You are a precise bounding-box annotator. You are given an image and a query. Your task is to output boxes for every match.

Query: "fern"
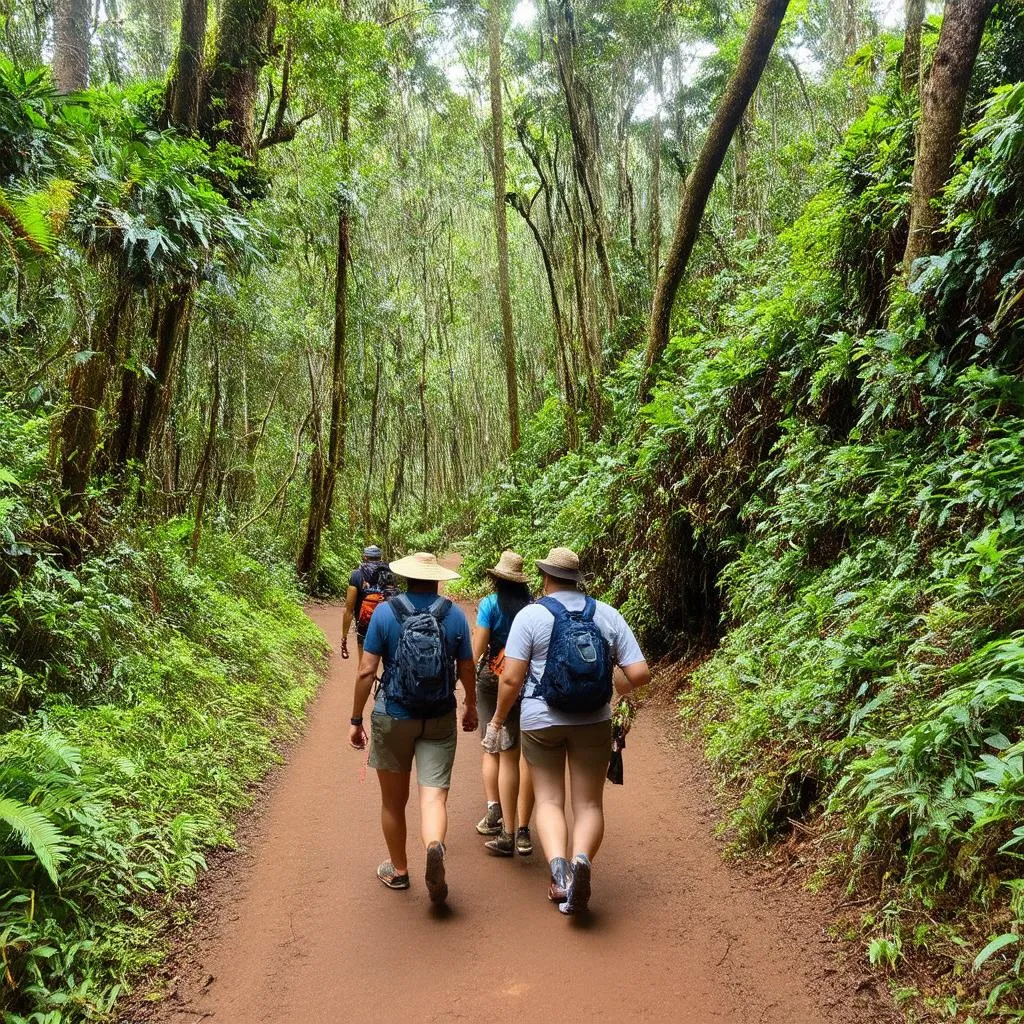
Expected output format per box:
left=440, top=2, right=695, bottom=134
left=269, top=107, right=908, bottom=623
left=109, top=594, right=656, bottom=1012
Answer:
left=0, top=797, right=69, bottom=884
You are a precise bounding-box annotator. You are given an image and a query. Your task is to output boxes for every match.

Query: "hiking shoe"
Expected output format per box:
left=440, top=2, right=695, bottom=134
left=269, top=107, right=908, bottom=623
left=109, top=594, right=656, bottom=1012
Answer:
left=475, top=804, right=503, bottom=836
left=425, top=841, right=448, bottom=904
left=560, top=854, right=592, bottom=915
left=515, top=827, right=533, bottom=856
left=484, top=830, right=514, bottom=857
left=548, top=857, right=572, bottom=904
left=377, top=861, right=410, bottom=890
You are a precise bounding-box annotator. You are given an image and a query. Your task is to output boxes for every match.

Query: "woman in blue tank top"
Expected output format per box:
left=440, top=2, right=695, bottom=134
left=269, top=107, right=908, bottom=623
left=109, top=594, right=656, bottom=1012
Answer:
left=471, top=551, right=534, bottom=856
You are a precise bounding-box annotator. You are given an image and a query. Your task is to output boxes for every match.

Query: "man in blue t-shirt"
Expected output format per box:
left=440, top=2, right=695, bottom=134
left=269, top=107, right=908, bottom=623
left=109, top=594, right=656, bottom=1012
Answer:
left=350, top=552, right=477, bottom=905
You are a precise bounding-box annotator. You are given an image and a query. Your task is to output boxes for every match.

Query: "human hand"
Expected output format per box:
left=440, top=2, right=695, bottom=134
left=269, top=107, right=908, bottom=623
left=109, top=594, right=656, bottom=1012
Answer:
left=341, top=638, right=350, bottom=660
left=349, top=723, right=367, bottom=749
left=462, top=704, right=479, bottom=733
left=481, top=722, right=501, bottom=754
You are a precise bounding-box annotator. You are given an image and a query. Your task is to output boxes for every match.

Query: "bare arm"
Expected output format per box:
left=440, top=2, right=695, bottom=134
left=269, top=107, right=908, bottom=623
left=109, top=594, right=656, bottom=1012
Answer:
left=616, top=660, right=650, bottom=695
left=341, top=585, right=358, bottom=643
left=491, top=657, right=529, bottom=727
left=471, top=625, right=491, bottom=665
left=458, top=657, right=478, bottom=732
left=348, top=650, right=380, bottom=748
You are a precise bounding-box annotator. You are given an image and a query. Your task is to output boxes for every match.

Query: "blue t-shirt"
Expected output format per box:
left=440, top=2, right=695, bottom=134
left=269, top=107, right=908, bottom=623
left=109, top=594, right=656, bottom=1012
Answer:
left=476, top=593, right=527, bottom=652
left=365, top=593, right=473, bottom=719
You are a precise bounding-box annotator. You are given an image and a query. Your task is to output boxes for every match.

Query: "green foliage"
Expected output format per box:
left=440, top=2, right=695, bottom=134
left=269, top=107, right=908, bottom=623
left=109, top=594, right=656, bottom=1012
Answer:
left=460, top=54, right=1024, bottom=1017
left=0, top=518, right=327, bottom=1021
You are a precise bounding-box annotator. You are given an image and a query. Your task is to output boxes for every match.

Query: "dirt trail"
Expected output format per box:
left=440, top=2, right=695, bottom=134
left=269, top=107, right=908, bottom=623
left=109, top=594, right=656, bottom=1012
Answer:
left=136, top=600, right=895, bottom=1024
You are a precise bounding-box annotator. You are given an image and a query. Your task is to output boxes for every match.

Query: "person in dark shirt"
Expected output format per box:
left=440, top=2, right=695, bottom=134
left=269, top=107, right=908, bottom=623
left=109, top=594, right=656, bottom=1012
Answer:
left=341, top=545, right=395, bottom=659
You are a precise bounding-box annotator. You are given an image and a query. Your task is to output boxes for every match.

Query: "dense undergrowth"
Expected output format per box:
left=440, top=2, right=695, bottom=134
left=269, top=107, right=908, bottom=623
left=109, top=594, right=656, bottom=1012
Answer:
left=458, top=64, right=1024, bottom=1020
left=1, top=404, right=328, bottom=1022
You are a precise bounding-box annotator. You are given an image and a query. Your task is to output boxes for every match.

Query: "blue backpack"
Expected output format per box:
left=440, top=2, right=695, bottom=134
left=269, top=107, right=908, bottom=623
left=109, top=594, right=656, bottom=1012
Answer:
left=384, top=594, right=456, bottom=716
left=536, top=596, right=613, bottom=713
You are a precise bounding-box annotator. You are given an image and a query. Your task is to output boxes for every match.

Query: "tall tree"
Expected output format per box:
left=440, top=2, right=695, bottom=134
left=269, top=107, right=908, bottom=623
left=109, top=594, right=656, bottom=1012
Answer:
left=51, top=0, right=90, bottom=92
left=168, top=0, right=209, bottom=131
left=643, top=0, right=791, bottom=394
left=202, top=0, right=275, bottom=156
left=488, top=0, right=520, bottom=452
left=902, top=0, right=994, bottom=278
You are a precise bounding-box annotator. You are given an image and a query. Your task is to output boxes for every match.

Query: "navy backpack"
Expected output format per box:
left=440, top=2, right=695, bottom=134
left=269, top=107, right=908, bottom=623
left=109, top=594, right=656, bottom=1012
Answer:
left=535, top=596, right=613, bottom=713
left=384, top=594, right=456, bottom=716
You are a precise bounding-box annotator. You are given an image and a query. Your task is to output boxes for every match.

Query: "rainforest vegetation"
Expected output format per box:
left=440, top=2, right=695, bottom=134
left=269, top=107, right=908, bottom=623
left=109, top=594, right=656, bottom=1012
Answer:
left=1, top=0, right=1023, bottom=1020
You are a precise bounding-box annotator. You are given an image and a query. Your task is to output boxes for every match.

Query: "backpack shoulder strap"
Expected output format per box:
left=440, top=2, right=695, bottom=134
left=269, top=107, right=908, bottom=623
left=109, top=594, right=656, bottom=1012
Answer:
left=538, top=595, right=569, bottom=621
left=390, top=593, right=415, bottom=623
left=429, top=597, right=452, bottom=622
left=581, top=596, right=598, bottom=622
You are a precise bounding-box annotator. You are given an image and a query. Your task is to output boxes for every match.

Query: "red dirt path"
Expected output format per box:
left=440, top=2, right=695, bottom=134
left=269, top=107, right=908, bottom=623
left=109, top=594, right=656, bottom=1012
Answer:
left=134, top=600, right=896, bottom=1024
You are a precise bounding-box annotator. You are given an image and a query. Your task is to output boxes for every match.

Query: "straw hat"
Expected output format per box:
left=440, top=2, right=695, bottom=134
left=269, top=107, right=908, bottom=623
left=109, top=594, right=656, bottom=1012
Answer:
left=535, top=546, right=582, bottom=582
left=485, top=550, right=529, bottom=584
left=389, top=551, right=461, bottom=582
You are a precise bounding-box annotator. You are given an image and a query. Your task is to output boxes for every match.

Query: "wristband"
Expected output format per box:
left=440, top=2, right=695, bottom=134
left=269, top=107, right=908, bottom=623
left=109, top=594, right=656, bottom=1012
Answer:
left=350, top=716, right=363, bottom=726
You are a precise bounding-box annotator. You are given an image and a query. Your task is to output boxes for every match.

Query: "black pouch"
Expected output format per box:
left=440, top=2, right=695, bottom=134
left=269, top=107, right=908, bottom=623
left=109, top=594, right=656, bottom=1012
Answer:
left=607, top=726, right=625, bottom=785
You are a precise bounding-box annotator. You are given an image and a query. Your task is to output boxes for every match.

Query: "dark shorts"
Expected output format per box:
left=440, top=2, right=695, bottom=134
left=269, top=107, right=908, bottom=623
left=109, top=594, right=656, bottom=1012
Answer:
left=368, top=711, right=458, bottom=788
left=476, top=669, right=520, bottom=747
left=522, top=720, right=612, bottom=774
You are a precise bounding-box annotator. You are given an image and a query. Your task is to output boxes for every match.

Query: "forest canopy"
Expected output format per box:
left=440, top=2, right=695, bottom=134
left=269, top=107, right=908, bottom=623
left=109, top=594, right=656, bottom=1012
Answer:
left=3, top=0, right=1024, bottom=1021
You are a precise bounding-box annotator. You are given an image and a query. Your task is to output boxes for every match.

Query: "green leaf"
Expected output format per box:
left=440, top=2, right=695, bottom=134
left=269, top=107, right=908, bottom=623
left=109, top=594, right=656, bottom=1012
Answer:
left=0, top=797, right=70, bottom=884
left=973, top=933, right=1019, bottom=972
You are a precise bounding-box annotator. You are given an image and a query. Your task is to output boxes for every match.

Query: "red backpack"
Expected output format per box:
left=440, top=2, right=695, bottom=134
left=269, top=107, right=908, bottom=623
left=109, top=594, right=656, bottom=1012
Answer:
left=357, top=564, right=396, bottom=632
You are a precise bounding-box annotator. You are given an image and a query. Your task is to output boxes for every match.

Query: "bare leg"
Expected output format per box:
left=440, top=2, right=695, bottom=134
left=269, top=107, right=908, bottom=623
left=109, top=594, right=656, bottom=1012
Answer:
left=497, top=746, right=521, bottom=834
left=482, top=750, right=499, bottom=805
left=376, top=770, right=411, bottom=873
left=567, top=752, right=606, bottom=861
left=419, top=785, right=449, bottom=848
left=517, top=755, right=535, bottom=827
left=529, top=755, right=568, bottom=863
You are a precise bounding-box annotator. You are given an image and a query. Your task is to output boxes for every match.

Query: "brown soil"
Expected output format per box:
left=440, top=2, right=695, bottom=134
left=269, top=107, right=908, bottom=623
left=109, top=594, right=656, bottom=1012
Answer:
left=124, top=600, right=899, bottom=1024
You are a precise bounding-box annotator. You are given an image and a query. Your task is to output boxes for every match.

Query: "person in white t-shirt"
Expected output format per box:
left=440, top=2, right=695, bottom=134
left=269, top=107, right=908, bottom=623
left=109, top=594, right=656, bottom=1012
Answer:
left=483, top=547, right=650, bottom=915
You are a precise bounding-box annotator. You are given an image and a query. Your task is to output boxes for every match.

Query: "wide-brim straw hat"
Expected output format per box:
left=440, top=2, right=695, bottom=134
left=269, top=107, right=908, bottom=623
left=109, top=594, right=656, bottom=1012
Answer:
left=485, top=549, right=529, bottom=584
left=389, top=551, right=461, bottom=582
left=535, top=546, right=582, bottom=582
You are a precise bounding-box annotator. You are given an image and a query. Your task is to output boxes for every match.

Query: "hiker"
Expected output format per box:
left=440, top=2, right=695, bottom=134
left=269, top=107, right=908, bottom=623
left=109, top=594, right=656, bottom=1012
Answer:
left=484, top=547, right=649, bottom=915
left=349, top=551, right=477, bottom=904
left=341, top=545, right=396, bottom=659
left=472, top=550, right=535, bottom=857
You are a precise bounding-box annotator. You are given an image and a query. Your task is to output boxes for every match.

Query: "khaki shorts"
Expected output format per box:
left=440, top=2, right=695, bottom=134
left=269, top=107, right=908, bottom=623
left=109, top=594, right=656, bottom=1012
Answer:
left=522, top=720, right=613, bottom=774
left=476, top=676, right=521, bottom=746
left=369, top=711, right=457, bottom=789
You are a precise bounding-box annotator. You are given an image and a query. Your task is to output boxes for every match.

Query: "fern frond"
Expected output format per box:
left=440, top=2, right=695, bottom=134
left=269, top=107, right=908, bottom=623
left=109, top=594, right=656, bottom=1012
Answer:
left=0, top=186, right=53, bottom=254
left=0, top=797, right=69, bottom=884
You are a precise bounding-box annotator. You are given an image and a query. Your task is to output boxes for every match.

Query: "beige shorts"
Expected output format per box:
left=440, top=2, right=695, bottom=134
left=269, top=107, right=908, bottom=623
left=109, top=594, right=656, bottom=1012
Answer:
left=521, top=720, right=612, bottom=774
left=369, top=711, right=458, bottom=789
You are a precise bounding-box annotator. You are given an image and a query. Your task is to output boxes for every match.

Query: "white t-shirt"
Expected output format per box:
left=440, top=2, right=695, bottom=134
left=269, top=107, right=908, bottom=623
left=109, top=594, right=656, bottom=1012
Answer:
left=504, top=590, right=646, bottom=731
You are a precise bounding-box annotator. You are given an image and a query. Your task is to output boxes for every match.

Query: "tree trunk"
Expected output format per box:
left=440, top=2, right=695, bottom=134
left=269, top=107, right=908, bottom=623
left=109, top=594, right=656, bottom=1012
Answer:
left=649, top=51, right=664, bottom=288
left=546, top=0, right=618, bottom=333
left=190, top=336, right=221, bottom=563
left=52, top=0, right=90, bottom=92
left=902, top=0, right=926, bottom=95
left=902, top=0, right=993, bottom=279
left=59, top=282, right=132, bottom=511
left=168, top=0, right=208, bottom=131
left=132, top=286, right=191, bottom=466
left=323, top=86, right=351, bottom=522
left=201, top=0, right=274, bottom=156
left=297, top=352, right=326, bottom=580
left=488, top=0, right=521, bottom=452
left=643, top=0, right=790, bottom=394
